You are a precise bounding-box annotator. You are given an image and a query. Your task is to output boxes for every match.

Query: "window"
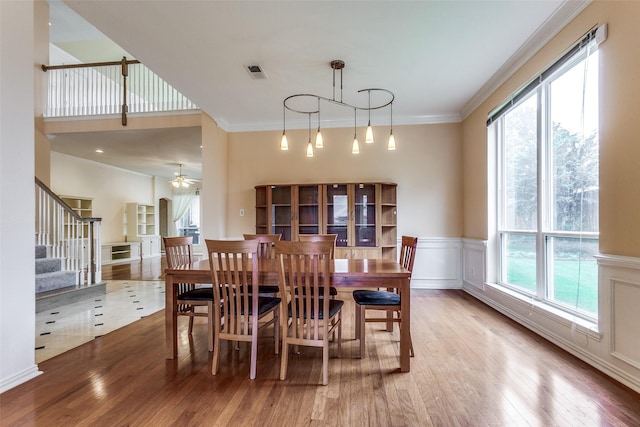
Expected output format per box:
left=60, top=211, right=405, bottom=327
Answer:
left=490, top=30, right=599, bottom=320
left=176, top=194, right=200, bottom=244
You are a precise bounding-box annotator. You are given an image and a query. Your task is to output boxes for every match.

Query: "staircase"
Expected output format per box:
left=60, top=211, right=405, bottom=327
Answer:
left=35, top=247, right=106, bottom=313
left=35, top=245, right=76, bottom=293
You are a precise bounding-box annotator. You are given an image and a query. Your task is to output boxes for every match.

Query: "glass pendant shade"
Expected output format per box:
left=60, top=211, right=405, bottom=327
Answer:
left=387, top=131, right=396, bottom=150
left=315, top=129, right=324, bottom=148
left=280, top=132, right=288, bottom=150
left=352, top=136, right=360, bottom=154
left=365, top=122, right=374, bottom=144
left=306, top=140, right=314, bottom=157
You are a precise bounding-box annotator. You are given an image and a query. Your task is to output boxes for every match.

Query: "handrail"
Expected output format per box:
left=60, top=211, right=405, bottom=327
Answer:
left=35, top=177, right=102, bottom=223
left=42, top=57, right=197, bottom=125
left=35, top=178, right=102, bottom=285
left=41, top=58, right=140, bottom=72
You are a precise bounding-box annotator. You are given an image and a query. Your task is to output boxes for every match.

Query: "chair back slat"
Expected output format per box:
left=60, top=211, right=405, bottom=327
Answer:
left=275, top=240, right=333, bottom=341
left=298, top=234, right=337, bottom=259
left=164, top=236, right=195, bottom=312
left=243, top=233, right=282, bottom=259
left=163, top=236, right=193, bottom=268
left=399, top=235, right=418, bottom=275
left=206, top=239, right=259, bottom=337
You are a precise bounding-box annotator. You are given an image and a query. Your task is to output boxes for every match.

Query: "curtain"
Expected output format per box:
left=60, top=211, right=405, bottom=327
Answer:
left=172, top=185, right=197, bottom=225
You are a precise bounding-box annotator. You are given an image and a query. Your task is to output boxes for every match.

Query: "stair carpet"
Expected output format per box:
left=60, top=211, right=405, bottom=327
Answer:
left=35, top=245, right=107, bottom=313
left=35, top=245, right=77, bottom=293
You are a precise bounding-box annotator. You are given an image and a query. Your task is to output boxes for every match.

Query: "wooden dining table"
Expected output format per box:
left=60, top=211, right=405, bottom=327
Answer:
left=164, top=257, right=413, bottom=372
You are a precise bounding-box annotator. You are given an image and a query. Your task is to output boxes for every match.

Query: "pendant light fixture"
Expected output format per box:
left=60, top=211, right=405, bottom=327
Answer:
left=365, top=90, right=374, bottom=144
left=281, top=60, right=395, bottom=156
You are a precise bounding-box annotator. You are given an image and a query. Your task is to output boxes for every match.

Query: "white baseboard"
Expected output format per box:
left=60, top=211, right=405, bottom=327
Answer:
left=0, top=365, right=41, bottom=394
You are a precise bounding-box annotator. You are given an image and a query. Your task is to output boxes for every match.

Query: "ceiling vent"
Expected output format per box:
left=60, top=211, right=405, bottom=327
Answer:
left=245, top=64, right=267, bottom=80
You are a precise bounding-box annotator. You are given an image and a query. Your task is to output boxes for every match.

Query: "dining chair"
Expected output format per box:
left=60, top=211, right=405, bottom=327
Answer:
left=297, top=234, right=338, bottom=299
left=242, top=233, right=282, bottom=295
left=164, top=236, right=215, bottom=352
left=352, top=235, right=418, bottom=359
left=275, top=240, right=343, bottom=386
left=206, top=239, right=281, bottom=380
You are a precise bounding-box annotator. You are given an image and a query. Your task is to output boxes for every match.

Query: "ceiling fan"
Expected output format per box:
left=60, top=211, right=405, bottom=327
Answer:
left=169, top=164, right=197, bottom=188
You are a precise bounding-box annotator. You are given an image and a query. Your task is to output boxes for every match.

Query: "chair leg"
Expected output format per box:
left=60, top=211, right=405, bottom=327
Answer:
left=280, top=336, right=289, bottom=381
left=274, top=308, right=280, bottom=355
left=188, top=315, right=195, bottom=335
left=355, top=304, right=361, bottom=340
left=409, top=331, right=415, bottom=358
left=250, top=327, right=258, bottom=380
left=207, top=302, right=214, bottom=352
left=337, top=310, right=342, bottom=358
left=359, top=304, right=366, bottom=359
left=322, top=339, right=329, bottom=386
left=211, top=315, right=221, bottom=375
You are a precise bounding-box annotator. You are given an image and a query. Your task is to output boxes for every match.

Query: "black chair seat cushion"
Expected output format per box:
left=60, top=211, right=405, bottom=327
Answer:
left=237, top=284, right=281, bottom=295
left=353, top=289, right=400, bottom=306
left=287, top=299, right=344, bottom=320
left=178, top=287, right=214, bottom=301
left=252, top=296, right=281, bottom=316
left=295, top=286, right=338, bottom=297
left=226, top=296, right=281, bottom=316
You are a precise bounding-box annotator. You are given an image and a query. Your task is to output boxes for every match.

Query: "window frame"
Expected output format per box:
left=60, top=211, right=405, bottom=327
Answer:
left=493, top=38, right=599, bottom=322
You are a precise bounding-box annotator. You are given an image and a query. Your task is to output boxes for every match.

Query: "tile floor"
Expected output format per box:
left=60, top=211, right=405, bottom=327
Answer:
left=35, top=280, right=165, bottom=363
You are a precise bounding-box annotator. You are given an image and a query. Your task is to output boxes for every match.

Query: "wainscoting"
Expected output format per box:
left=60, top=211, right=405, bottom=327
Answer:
left=410, top=237, right=462, bottom=289
left=460, top=238, right=640, bottom=394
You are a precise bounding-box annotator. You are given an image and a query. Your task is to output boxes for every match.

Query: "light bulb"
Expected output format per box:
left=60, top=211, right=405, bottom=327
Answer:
left=388, top=132, right=396, bottom=150
left=280, top=132, right=288, bottom=150
left=306, top=140, right=314, bottom=157
left=365, top=122, right=374, bottom=144
left=315, top=129, right=323, bottom=148
left=352, top=137, right=360, bottom=154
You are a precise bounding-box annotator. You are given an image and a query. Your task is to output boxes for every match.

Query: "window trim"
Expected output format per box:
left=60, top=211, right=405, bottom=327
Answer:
left=491, top=30, right=600, bottom=322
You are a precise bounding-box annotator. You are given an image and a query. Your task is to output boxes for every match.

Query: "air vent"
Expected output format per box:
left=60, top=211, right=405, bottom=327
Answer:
left=245, top=64, right=267, bottom=80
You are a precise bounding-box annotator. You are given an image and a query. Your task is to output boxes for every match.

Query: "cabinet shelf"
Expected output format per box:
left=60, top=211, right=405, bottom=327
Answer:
left=256, top=183, right=396, bottom=259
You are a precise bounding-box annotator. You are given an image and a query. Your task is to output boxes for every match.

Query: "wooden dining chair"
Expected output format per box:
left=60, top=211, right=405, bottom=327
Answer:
left=352, top=235, right=418, bottom=358
left=206, top=239, right=281, bottom=380
left=275, top=240, right=343, bottom=386
left=243, top=233, right=282, bottom=295
left=164, top=236, right=216, bottom=352
left=297, top=234, right=338, bottom=299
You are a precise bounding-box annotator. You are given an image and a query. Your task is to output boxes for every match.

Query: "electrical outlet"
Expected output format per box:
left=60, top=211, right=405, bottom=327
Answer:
left=239, top=209, right=245, bottom=217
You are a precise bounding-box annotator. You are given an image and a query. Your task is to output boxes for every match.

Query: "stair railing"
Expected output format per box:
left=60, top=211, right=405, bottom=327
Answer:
left=35, top=178, right=102, bottom=285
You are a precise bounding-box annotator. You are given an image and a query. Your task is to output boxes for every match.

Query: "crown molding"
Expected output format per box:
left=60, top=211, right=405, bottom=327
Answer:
left=460, top=0, right=592, bottom=120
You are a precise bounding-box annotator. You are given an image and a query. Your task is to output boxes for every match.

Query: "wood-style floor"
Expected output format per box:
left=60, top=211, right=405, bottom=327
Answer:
left=2, top=258, right=640, bottom=426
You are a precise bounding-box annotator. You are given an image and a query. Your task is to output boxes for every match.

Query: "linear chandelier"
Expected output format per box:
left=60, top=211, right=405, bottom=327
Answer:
left=280, top=60, right=396, bottom=157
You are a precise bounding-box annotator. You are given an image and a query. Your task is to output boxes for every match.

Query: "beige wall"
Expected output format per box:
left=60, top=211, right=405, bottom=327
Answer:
left=222, top=123, right=462, bottom=239
left=200, top=113, right=228, bottom=241
left=462, top=0, right=640, bottom=258
left=50, top=151, right=172, bottom=243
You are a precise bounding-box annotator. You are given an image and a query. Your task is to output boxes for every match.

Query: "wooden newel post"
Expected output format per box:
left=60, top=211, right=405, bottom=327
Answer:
left=121, top=56, right=128, bottom=126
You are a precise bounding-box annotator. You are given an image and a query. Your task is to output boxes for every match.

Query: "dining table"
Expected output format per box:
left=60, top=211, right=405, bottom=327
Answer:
left=164, top=257, right=413, bottom=372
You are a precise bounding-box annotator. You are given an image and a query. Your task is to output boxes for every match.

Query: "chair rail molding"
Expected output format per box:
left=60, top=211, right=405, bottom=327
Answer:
left=410, top=237, right=462, bottom=289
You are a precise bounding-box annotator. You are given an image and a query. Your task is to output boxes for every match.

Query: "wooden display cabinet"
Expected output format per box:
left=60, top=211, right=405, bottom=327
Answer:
left=256, top=182, right=397, bottom=259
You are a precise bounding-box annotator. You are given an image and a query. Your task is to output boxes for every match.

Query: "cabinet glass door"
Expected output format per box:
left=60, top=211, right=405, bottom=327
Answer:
left=326, top=184, right=348, bottom=247
left=270, top=185, right=292, bottom=240
left=297, top=185, right=320, bottom=235
left=354, top=184, right=376, bottom=247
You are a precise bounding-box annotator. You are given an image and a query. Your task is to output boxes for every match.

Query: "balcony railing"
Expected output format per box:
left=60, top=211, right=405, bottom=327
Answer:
left=42, top=57, right=198, bottom=124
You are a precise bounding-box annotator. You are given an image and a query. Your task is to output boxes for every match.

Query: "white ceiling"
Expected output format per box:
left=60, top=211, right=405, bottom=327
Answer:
left=47, top=0, right=589, bottom=180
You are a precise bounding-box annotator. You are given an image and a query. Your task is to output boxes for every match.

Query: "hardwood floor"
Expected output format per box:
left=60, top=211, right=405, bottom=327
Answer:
left=3, top=259, right=640, bottom=426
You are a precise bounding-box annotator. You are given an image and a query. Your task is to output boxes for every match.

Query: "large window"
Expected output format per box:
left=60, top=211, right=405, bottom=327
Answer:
left=491, top=32, right=599, bottom=320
